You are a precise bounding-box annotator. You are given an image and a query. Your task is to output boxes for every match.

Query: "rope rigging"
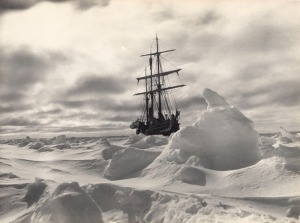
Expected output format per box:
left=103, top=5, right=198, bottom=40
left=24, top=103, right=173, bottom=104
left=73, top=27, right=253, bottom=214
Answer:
left=131, top=35, right=185, bottom=136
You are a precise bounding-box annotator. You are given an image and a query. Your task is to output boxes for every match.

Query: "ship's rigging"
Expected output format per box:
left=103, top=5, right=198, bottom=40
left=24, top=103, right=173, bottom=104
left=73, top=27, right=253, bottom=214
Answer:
left=130, top=35, right=185, bottom=136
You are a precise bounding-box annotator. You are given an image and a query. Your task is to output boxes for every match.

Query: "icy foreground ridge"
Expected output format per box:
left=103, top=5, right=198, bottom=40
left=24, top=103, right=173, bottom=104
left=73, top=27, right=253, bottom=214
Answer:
left=168, top=88, right=261, bottom=170
left=32, top=182, right=104, bottom=223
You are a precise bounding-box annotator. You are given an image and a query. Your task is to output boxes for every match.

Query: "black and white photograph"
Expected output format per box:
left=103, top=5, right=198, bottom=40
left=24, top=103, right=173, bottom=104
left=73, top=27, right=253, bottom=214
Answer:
left=0, top=0, right=300, bottom=222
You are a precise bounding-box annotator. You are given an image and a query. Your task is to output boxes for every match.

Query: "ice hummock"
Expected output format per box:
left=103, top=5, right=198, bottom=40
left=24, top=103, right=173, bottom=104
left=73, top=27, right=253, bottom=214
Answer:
left=32, top=182, right=104, bottom=223
left=53, top=135, right=67, bottom=144
left=279, top=127, right=300, bottom=142
left=167, top=88, right=261, bottom=170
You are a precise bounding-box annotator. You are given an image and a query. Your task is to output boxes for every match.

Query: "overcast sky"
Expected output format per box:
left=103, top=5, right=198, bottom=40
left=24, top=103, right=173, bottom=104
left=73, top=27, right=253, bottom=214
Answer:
left=0, top=0, right=299, bottom=138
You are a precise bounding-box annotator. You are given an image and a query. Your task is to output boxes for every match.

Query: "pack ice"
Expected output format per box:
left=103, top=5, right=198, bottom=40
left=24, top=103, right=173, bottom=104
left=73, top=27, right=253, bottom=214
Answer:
left=2, top=89, right=300, bottom=223
left=167, top=88, right=261, bottom=170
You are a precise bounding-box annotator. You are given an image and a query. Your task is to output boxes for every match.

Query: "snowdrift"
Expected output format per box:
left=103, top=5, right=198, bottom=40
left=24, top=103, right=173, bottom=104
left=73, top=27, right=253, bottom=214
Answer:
left=103, top=134, right=167, bottom=180
left=104, top=148, right=161, bottom=180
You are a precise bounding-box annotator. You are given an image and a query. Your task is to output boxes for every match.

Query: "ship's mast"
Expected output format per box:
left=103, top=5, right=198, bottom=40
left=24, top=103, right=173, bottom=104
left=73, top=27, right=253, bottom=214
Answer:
left=149, top=50, right=154, bottom=121
left=145, top=67, right=149, bottom=125
left=156, top=34, right=162, bottom=120
left=136, top=35, right=185, bottom=120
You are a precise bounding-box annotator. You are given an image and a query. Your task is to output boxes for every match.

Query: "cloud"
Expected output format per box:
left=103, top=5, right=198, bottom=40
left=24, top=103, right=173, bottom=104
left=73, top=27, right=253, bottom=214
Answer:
left=0, top=0, right=36, bottom=10
left=56, top=100, right=86, bottom=108
left=0, top=104, right=32, bottom=113
left=231, top=15, right=296, bottom=54
left=76, top=0, right=109, bottom=10
left=56, top=97, right=140, bottom=113
left=1, top=1, right=300, bottom=137
left=258, top=80, right=300, bottom=107
left=0, top=49, right=49, bottom=89
left=0, top=92, right=24, bottom=102
left=0, top=0, right=110, bottom=11
left=0, top=48, right=68, bottom=92
left=37, top=108, right=63, bottom=115
left=199, top=10, right=220, bottom=25
left=106, top=115, right=136, bottom=122
left=65, top=75, right=127, bottom=96
left=178, top=95, right=207, bottom=110
left=45, top=123, right=129, bottom=133
left=228, top=77, right=300, bottom=111
left=0, top=48, right=69, bottom=117
left=0, top=117, right=40, bottom=126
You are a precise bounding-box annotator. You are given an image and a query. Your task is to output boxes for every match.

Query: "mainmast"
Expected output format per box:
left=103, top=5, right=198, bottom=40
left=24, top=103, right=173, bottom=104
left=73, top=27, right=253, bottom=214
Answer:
left=145, top=67, right=149, bottom=125
left=156, top=34, right=162, bottom=120
left=149, top=51, right=154, bottom=121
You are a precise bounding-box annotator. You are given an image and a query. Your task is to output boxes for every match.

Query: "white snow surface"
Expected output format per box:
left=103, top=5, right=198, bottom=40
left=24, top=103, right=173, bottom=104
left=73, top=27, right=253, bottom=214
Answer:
left=1, top=89, right=300, bottom=223
left=104, top=147, right=161, bottom=180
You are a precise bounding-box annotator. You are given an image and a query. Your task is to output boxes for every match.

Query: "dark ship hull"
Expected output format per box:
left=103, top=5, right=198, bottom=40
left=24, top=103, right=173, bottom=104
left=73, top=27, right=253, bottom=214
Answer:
left=130, top=112, right=180, bottom=136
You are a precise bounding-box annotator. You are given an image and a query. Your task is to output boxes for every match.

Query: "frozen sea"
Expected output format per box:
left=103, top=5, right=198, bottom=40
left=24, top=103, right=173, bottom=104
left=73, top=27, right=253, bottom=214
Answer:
left=1, top=89, right=299, bottom=223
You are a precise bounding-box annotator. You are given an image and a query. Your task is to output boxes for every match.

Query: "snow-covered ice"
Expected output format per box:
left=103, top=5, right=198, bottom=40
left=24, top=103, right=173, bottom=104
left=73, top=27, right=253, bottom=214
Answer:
left=1, top=89, right=300, bottom=223
left=167, top=88, right=261, bottom=170
left=104, top=148, right=161, bottom=180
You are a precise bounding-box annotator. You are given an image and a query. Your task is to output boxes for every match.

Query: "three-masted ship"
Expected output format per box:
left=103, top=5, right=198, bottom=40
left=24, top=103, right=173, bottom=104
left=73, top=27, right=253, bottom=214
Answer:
left=130, top=35, right=185, bottom=136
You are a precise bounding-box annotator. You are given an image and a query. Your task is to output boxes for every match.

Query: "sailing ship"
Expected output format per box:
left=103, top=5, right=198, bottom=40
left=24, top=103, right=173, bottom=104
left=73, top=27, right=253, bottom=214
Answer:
left=130, top=35, right=185, bottom=136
